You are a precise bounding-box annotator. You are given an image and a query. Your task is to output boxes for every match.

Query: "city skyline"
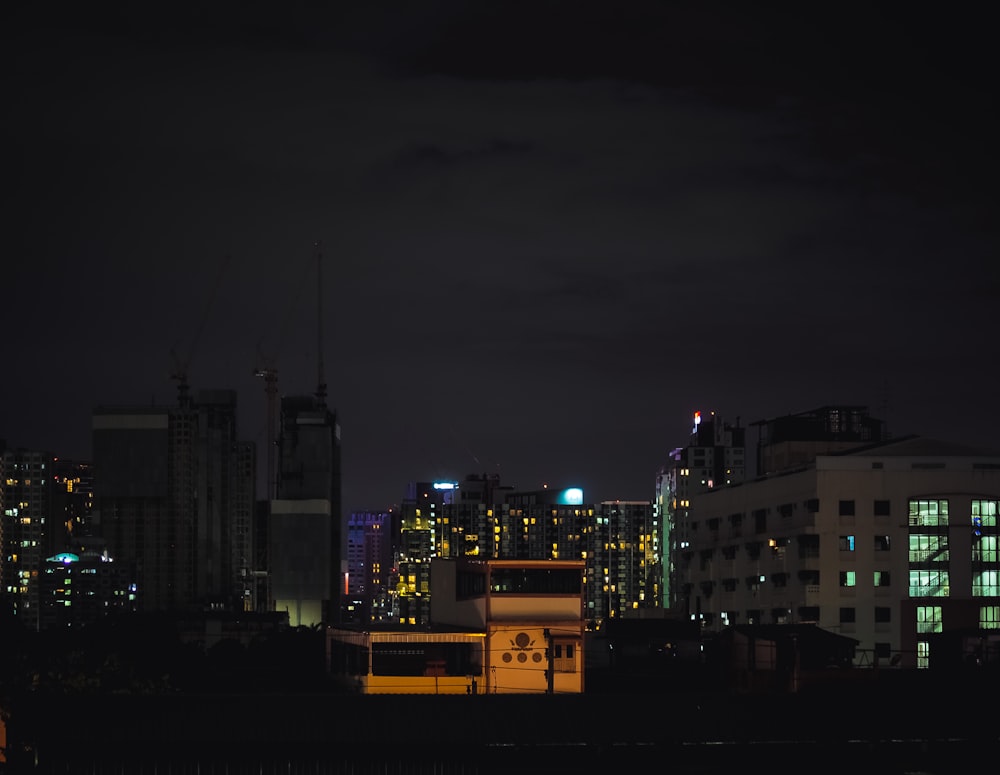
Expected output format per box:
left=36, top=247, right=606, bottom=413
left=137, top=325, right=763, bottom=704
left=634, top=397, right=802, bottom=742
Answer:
left=4, top=2, right=997, bottom=517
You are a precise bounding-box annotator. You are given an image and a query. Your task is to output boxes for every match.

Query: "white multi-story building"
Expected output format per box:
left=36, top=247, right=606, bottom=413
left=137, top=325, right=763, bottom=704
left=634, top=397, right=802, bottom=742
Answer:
left=679, top=435, right=1000, bottom=668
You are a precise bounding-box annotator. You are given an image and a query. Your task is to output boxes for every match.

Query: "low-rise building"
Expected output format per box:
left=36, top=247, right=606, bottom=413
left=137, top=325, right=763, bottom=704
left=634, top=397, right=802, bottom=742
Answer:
left=327, top=558, right=586, bottom=694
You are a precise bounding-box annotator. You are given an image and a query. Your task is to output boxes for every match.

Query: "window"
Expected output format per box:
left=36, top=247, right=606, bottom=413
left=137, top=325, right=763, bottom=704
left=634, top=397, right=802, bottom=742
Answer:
left=909, top=499, right=949, bottom=527
left=972, top=536, right=997, bottom=563
left=798, top=534, right=820, bottom=558
left=874, top=500, right=891, bottom=517
left=875, top=535, right=890, bottom=551
left=839, top=607, right=856, bottom=623
left=771, top=572, right=789, bottom=587
left=874, top=570, right=891, bottom=587
left=909, top=534, right=949, bottom=563
left=980, top=605, right=1000, bottom=630
left=839, top=500, right=856, bottom=516
left=839, top=535, right=855, bottom=552
left=916, top=605, right=942, bottom=634
left=917, top=641, right=930, bottom=669
left=973, top=570, right=1000, bottom=597
left=753, top=509, right=767, bottom=533
left=839, top=571, right=856, bottom=587
left=553, top=641, right=576, bottom=673
left=875, top=607, right=891, bottom=623
left=909, top=570, right=949, bottom=597
left=972, top=499, right=998, bottom=528
left=805, top=498, right=819, bottom=513
left=746, top=609, right=761, bottom=625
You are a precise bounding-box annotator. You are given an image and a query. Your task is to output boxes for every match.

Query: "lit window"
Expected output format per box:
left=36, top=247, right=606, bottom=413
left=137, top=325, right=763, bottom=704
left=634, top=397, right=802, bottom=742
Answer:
left=909, top=570, right=949, bottom=597
left=839, top=571, right=856, bottom=587
left=972, top=570, right=1000, bottom=597
left=909, top=499, right=949, bottom=527
left=916, top=605, right=943, bottom=634
left=839, top=535, right=855, bottom=552
left=980, top=605, right=1000, bottom=630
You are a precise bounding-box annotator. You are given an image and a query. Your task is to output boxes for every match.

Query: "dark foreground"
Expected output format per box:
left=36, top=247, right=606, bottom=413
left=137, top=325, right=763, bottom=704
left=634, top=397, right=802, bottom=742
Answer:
left=5, top=672, right=999, bottom=775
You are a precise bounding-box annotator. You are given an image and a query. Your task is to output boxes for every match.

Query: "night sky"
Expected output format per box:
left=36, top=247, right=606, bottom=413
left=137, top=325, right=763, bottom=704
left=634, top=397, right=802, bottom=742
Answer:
left=4, top=2, right=998, bottom=515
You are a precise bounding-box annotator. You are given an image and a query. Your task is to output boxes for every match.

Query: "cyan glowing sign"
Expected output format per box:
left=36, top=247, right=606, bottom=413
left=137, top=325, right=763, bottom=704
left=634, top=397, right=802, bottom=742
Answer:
left=558, top=488, right=584, bottom=505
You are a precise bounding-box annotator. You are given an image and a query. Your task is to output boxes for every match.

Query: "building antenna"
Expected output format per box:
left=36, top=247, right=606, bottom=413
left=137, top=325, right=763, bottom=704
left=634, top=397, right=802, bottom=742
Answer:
left=314, top=241, right=327, bottom=404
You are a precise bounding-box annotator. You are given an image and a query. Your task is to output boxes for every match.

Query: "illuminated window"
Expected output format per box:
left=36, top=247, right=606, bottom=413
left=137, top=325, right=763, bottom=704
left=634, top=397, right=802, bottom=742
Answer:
left=972, top=570, right=1000, bottom=597
left=874, top=570, right=891, bottom=587
left=839, top=571, right=856, bottom=587
left=909, top=570, right=949, bottom=597
left=916, top=605, right=942, bottom=634
left=980, top=605, right=1000, bottom=629
left=909, top=499, right=949, bottom=527
left=972, top=499, right=998, bottom=528
left=973, top=536, right=997, bottom=563
left=909, top=534, right=948, bottom=563
left=839, top=535, right=855, bottom=552
left=917, top=641, right=930, bottom=669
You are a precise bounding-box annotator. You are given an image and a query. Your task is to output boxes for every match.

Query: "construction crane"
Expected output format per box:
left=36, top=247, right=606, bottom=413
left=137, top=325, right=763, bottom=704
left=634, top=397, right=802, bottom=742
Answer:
left=255, top=241, right=329, bottom=499
left=170, top=253, right=232, bottom=404
left=314, top=240, right=327, bottom=404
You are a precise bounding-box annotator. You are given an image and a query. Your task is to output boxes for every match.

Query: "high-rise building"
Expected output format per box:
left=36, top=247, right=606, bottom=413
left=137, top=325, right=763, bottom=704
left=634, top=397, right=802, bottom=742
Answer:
left=92, top=390, right=255, bottom=614
left=676, top=406, right=1000, bottom=668
left=394, top=481, right=457, bottom=626
left=390, top=477, right=658, bottom=628
left=1, top=447, right=56, bottom=629
left=268, top=394, right=342, bottom=627
left=663, top=411, right=747, bottom=611
left=345, top=509, right=393, bottom=623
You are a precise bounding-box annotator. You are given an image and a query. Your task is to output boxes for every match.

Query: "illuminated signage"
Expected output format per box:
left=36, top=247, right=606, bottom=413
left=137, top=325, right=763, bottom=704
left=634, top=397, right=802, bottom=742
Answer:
left=432, top=482, right=457, bottom=490
left=558, top=488, right=584, bottom=505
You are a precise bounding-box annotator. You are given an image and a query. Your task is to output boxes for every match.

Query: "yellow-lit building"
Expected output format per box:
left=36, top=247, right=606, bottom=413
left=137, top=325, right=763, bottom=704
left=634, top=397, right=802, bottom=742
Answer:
left=327, top=558, right=586, bottom=694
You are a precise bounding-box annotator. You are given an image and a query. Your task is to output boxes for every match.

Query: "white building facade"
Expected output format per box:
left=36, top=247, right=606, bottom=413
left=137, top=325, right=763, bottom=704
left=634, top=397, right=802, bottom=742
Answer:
left=678, top=437, right=1000, bottom=668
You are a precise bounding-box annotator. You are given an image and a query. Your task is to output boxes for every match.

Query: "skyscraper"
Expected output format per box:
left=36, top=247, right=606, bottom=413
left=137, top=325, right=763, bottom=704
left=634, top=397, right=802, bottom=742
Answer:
left=92, top=390, right=255, bottom=613
left=663, top=411, right=747, bottom=612
left=0, top=447, right=56, bottom=629
left=268, top=394, right=342, bottom=626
